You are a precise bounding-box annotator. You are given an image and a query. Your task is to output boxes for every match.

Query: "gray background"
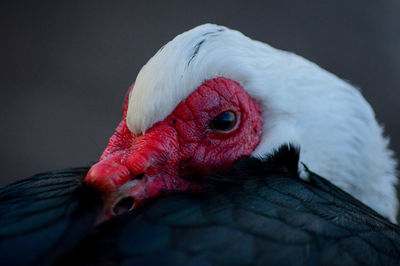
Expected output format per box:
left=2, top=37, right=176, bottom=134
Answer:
left=1, top=1, right=399, bottom=186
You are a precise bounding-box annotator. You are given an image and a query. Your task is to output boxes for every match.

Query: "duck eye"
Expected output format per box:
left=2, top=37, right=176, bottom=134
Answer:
left=210, top=111, right=237, bottom=131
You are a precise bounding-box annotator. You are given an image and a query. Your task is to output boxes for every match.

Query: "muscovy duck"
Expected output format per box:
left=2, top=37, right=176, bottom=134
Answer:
left=1, top=24, right=399, bottom=265
left=84, top=24, right=397, bottom=223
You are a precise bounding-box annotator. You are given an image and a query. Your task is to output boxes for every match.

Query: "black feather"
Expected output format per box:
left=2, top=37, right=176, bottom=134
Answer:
left=187, top=39, right=205, bottom=67
left=187, top=28, right=225, bottom=67
left=58, top=145, right=400, bottom=265
left=0, top=168, right=101, bottom=266
left=207, top=143, right=300, bottom=191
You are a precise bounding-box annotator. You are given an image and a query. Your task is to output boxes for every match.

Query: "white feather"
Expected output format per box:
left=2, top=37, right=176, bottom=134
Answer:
left=127, top=24, right=398, bottom=223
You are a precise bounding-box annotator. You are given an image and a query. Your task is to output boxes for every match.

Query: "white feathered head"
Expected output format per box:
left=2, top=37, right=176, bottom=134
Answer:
left=88, top=24, right=398, bottom=222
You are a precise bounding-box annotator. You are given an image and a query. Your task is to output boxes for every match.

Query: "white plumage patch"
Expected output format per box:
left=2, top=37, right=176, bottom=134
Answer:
left=127, top=24, right=398, bottom=222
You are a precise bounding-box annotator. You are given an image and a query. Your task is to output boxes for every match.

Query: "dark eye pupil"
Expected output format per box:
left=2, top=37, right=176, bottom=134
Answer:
left=210, top=111, right=236, bottom=131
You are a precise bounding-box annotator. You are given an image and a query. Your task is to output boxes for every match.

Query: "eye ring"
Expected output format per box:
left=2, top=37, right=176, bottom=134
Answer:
left=210, top=111, right=237, bottom=132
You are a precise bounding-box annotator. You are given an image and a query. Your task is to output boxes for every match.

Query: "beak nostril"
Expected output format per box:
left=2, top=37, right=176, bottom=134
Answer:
left=112, top=197, right=135, bottom=216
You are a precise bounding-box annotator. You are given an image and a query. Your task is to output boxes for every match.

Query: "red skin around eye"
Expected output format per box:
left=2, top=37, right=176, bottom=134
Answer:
left=86, top=77, right=263, bottom=216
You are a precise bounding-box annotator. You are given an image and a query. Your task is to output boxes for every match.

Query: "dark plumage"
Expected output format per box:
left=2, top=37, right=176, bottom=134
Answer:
left=0, top=168, right=101, bottom=265
left=1, top=145, right=400, bottom=265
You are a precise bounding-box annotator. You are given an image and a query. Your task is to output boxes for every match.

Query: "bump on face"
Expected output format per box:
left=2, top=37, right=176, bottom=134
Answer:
left=86, top=77, right=263, bottom=216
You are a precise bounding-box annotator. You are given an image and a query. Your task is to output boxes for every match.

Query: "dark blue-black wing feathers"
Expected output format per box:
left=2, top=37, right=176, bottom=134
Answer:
left=59, top=146, right=400, bottom=265
left=1, top=145, right=400, bottom=265
left=0, top=168, right=101, bottom=266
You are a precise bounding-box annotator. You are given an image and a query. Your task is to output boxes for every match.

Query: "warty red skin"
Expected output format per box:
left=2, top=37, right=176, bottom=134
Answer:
left=86, top=77, right=263, bottom=216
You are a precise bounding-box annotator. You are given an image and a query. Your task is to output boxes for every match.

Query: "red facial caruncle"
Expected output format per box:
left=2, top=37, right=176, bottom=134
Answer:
left=86, top=77, right=263, bottom=217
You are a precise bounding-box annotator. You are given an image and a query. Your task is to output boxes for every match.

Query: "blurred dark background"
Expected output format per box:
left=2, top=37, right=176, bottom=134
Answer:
left=0, top=1, right=399, bottom=186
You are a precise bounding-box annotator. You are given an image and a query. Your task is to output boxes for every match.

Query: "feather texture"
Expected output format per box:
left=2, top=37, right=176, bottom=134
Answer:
left=0, top=168, right=101, bottom=265
left=126, top=24, right=398, bottom=222
left=59, top=146, right=400, bottom=265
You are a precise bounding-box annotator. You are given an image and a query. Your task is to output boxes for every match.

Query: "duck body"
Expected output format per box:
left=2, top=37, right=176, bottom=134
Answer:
left=1, top=146, right=399, bottom=265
